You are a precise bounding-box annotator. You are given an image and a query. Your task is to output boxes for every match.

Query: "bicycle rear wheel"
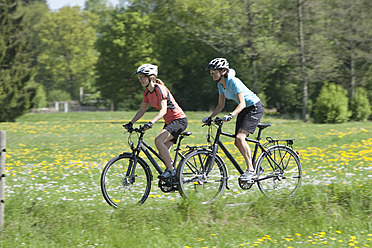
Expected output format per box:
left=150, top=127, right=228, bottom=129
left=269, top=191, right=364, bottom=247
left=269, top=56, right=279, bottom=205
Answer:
left=255, top=145, right=302, bottom=198
left=177, top=149, right=227, bottom=203
left=101, top=153, right=152, bottom=207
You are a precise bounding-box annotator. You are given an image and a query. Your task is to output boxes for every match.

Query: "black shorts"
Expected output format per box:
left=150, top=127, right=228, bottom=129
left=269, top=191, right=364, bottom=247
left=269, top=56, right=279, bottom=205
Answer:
left=235, top=101, right=264, bottom=135
left=163, top=117, right=188, bottom=143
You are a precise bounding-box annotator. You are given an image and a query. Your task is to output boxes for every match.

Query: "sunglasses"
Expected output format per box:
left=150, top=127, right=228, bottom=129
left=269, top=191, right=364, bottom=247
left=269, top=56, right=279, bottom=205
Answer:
left=210, top=70, right=221, bottom=75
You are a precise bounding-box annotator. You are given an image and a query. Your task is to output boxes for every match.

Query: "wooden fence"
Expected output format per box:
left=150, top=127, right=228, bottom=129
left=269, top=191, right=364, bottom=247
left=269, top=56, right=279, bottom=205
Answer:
left=0, top=131, right=5, bottom=234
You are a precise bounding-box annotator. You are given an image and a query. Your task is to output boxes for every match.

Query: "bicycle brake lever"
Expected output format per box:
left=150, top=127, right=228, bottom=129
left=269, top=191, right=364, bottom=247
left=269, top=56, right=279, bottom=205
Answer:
left=202, top=121, right=213, bottom=127
left=123, top=129, right=133, bottom=134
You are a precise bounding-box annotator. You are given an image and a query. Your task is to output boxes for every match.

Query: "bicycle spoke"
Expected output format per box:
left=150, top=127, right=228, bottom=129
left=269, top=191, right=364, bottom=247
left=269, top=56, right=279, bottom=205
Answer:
left=256, top=145, right=302, bottom=198
left=101, top=154, right=151, bottom=207
left=178, top=150, right=227, bottom=203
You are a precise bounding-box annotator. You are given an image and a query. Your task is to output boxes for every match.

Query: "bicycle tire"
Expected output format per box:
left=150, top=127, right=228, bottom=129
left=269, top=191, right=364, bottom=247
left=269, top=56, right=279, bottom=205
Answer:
left=255, top=145, right=302, bottom=198
left=177, top=149, right=227, bottom=203
left=101, top=153, right=152, bottom=207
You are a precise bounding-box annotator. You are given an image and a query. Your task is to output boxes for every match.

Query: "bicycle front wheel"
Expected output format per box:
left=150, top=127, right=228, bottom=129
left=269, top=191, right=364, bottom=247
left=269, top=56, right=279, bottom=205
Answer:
left=101, top=153, right=152, bottom=207
left=177, top=149, right=227, bottom=204
left=256, top=145, right=302, bottom=198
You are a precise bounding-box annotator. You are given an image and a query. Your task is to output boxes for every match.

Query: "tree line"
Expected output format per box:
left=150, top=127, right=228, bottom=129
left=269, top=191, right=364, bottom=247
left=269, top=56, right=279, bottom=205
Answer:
left=1, top=0, right=371, bottom=122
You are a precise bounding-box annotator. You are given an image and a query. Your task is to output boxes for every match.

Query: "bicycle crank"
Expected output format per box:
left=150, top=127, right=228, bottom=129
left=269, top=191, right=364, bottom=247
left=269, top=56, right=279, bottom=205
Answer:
left=238, top=179, right=254, bottom=190
left=158, top=178, right=178, bottom=193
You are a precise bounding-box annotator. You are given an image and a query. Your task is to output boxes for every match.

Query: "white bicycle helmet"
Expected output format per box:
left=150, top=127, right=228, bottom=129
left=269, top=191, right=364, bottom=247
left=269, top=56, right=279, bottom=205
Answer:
left=206, top=58, right=229, bottom=70
left=134, top=64, right=158, bottom=76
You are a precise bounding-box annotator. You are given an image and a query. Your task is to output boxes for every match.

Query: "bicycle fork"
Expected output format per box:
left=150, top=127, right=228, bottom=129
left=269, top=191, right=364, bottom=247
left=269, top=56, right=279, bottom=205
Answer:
left=124, top=148, right=142, bottom=185
left=205, top=144, right=230, bottom=190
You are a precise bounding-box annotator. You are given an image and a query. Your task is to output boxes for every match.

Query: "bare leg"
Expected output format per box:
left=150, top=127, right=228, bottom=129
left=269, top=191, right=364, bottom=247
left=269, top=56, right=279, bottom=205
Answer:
left=234, top=128, right=254, bottom=171
left=155, top=129, right=175, bottom=170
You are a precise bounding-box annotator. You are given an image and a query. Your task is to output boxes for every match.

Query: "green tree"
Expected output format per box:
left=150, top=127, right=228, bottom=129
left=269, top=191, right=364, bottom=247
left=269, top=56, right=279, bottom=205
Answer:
left=19, top=0, right=49, bottom=62
left=20, top=0, right=46, bottom=4
left=313, top=83, right=351, bottom=123
left=95, top=10, right=156, bottom=110
left=128, top=0, right=219, bottom=110
left=35, top=6, right=99, bottom=101
left=18, top=1, right=50, bottom=108
left=0, top=0, right=36, bottom=122
left=162, top=0, right=304, bottom=113
left=350, top=87, right=371, bottom=121
left=324, top=0, right=372, bottom=102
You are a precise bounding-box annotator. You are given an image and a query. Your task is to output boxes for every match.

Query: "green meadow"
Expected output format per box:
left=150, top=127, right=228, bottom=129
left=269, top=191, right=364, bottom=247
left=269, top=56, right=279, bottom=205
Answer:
left=0, top=111, right=371, bottom=247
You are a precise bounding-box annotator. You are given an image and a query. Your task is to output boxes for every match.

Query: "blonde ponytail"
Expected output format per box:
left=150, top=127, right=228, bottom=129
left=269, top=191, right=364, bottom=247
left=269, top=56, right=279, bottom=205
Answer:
left=155, top=78, right=165, bottom=85
left=149, top=75, right=165, bottom=85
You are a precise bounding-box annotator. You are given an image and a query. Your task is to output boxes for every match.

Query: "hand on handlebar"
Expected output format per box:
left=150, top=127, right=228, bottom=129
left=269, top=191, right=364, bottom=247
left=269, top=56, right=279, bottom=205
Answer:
left=222, top=113, right=234, bottom=122
left=143, top=122, right=153, bottom=130
left=123, top=122, right=133, bottom=131
left=202, top=117, right=212, bottom=124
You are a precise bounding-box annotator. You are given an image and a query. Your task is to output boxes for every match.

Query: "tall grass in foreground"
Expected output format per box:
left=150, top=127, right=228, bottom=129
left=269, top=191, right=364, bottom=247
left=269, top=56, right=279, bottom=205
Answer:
left=0, top=111, right=371, bottom=247
left=2, top=184, right=371, bottom=247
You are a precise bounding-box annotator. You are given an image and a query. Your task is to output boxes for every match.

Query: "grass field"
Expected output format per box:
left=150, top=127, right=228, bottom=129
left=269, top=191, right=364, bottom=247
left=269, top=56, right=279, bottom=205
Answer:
left=0, top=111, right=371, bottom=247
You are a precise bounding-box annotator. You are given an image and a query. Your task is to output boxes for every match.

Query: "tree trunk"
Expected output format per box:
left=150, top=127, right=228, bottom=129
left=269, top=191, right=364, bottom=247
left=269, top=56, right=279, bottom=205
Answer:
left=246, top=0, right=259, bottom=92
left=297, top=0, right=309, bottom=122
left=350, top=42, right=356, bottom=102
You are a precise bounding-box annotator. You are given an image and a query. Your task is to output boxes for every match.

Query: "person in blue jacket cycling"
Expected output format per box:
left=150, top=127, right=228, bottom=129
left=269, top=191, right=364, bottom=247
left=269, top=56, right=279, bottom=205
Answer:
left=202, top=58, right=264, bottom=182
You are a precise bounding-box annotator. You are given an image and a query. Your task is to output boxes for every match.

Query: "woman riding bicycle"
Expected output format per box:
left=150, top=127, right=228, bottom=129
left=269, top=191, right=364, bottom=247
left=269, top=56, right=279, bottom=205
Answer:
left=202, top=58, right=264, bottom=182
left=124, top=64, right=188, bottom=179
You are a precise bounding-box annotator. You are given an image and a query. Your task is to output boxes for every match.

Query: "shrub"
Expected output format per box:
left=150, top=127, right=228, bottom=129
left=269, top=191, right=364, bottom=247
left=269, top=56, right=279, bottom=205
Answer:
left=29, top=81, right=47, bottom=108
left=47, top=89, right=71, bottom=102
left=350, top=87, right=371, bottom=121
left=313, top=83, right=351, bottom=123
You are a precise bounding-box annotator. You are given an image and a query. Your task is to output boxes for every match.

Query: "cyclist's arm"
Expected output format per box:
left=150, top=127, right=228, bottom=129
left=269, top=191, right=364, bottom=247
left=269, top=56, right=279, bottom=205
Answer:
left=150, top=99, right=167, bottom=124
left=210, top=94, right=226, bottom=118
left=230, top=92, right=246, bottom=116
left=130, top=102, right=149, bottom=124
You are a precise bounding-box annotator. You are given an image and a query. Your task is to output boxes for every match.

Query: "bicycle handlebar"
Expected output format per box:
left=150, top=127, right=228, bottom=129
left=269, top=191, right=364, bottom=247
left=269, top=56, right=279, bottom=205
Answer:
left=122, top=125, right=146, bottom=134
left=202, top=117, right=224, bottom=127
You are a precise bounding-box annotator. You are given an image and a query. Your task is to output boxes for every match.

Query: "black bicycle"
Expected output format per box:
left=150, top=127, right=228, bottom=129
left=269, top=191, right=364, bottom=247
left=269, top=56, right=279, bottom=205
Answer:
left=177, top=117, right=302, bottom=203
left=100, top=125, right=192, bottom=207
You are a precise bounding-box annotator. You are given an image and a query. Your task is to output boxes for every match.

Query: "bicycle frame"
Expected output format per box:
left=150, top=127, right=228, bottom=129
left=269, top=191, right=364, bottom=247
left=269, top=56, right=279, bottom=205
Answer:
left=126, top=127, right=186, bottom=179
left=206, top=119, right=289, bottom=176
left=176, top=118, right=301, bottom=202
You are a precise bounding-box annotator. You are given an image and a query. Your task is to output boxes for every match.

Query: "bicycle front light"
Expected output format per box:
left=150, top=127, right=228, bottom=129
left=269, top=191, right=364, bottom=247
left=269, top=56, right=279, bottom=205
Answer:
left=129, top=142, right=134, bottom=150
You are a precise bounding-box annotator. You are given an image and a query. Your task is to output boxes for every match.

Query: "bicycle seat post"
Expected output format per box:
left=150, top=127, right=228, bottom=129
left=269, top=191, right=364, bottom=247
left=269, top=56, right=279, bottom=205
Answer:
left=173, top=131, right=192, bottom=169
left=256, top=123, right=271, bottom=141
left=256, top=127, right=263, bottom=141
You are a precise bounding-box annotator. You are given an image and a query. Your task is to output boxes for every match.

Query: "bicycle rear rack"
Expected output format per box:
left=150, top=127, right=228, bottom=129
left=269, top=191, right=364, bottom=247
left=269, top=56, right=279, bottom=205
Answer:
left=265, top=137, right=295, bottom=147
